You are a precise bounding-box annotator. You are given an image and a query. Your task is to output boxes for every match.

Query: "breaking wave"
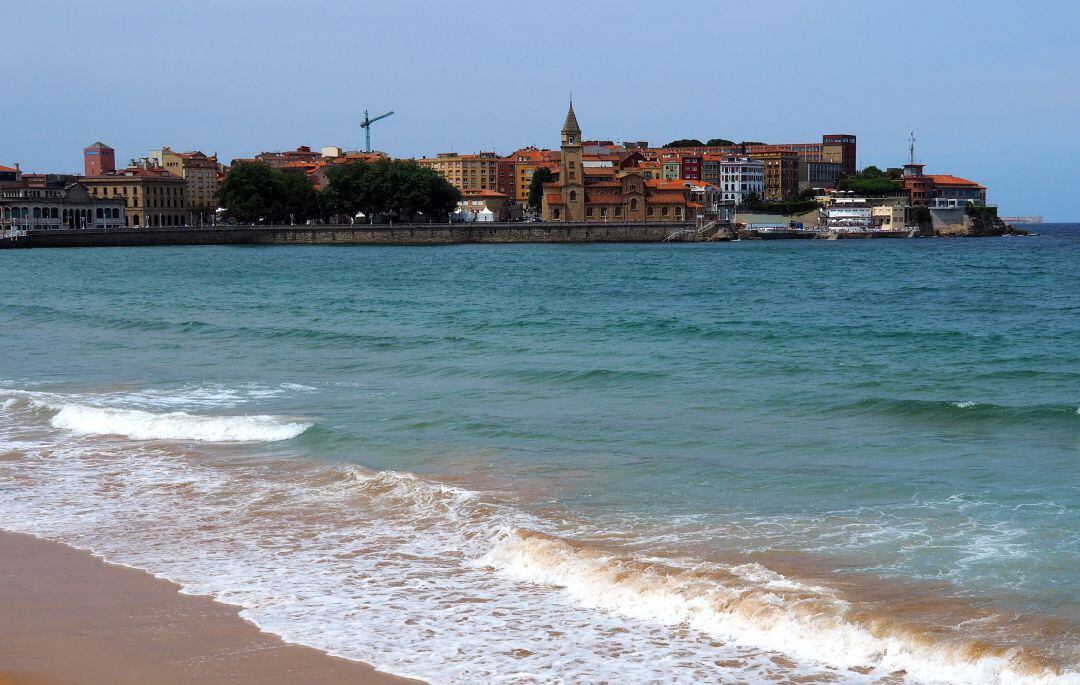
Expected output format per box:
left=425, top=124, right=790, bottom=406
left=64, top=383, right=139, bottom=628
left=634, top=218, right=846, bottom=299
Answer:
left=48, top=403, right=311, bottom=442
left=480, top=528, right=1077, bottom=685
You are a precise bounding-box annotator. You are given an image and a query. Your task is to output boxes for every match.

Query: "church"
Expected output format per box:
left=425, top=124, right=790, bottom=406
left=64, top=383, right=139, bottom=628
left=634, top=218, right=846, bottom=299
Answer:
left=541, top=103, right=696, bottom=223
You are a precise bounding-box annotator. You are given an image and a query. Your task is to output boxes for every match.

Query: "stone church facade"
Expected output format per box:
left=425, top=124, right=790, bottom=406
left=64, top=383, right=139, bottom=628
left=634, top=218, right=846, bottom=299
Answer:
left=541, top=103, right=694, bottom=223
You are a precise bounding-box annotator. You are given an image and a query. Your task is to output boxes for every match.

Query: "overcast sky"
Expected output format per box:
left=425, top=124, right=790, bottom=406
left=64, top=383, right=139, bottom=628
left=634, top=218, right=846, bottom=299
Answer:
left=5, top=0, right=1078, bottom=219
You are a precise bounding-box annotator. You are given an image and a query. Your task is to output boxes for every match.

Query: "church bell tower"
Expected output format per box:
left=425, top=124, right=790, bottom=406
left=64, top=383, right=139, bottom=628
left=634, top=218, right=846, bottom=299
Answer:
left=560, top=101, right=584, bottom=221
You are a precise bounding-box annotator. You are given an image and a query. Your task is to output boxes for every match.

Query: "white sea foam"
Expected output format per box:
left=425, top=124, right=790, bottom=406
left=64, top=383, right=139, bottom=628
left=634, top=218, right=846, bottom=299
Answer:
left=1, top=399, right=1076, bottom=684
left=954, top=401, right=978, bottom=408
left=48, top=403, right=311, bottom=442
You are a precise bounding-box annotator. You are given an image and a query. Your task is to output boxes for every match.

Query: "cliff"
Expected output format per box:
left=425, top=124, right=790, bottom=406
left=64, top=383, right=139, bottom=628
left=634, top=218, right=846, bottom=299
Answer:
left=934, top=206, right=1028, bottom=237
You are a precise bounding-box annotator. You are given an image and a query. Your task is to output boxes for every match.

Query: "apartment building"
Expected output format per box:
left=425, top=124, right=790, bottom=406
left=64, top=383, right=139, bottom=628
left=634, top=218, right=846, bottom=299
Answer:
left=81, top=166, right=188, bottom=228
left=149, top=147, right=220, bottom=224
left=417, top=152, right=500, bottom=193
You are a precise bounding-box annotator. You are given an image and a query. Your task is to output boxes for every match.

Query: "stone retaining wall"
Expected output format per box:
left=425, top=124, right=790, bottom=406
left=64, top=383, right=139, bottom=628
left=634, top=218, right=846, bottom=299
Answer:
left=1, top=222, right=692, bottom=249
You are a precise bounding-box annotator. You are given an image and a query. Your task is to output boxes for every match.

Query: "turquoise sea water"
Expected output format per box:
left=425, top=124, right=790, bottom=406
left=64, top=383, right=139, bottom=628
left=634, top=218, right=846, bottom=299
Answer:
left=1, top=227, right=1077, bottom=684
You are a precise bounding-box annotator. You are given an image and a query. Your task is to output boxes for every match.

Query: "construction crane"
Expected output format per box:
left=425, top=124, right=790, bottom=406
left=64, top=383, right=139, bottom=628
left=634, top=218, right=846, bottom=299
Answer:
left=360, top=109, right=394, bottom=153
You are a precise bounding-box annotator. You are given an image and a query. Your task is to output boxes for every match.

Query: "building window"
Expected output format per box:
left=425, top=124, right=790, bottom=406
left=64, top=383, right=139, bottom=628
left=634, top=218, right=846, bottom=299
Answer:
left=586, top=207, right=593, bottom=217
left=630, top=198, right=638, bottom=210
left=647, top=207, right=654, bottom=216
left=615, top=206, right=622, bottom=216
left=662, top=207, right=669, bottom=217
left=553, top=208, right=560, bottom=219
left=569, top=190, right=577, bottom=202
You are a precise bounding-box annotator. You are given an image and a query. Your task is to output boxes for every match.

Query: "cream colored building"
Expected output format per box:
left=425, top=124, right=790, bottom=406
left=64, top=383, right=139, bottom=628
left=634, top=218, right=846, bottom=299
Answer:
left=82, top=167, right=188, bottom=228
left=417, top=152, right=499, bottom=192
left=149, top=147, right=220, bottom=225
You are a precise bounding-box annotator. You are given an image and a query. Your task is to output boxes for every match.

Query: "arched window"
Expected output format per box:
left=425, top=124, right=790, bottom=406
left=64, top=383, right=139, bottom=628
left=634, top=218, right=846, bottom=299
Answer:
left=569, top=190, right=577, bottom=202
left=630, top=198, right=638, bottom=211
left=51, top=207, right=58, bottom=218
left=96, top=208, right=104, bottom=219
left=553, top=208, right=561, bottom=220
left=662, top=207, right=669, bottom=217
left=33, top=207, right=41, bottom=218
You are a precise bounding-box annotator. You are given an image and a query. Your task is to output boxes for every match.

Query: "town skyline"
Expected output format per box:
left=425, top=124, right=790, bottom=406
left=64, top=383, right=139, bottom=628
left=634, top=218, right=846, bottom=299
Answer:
left=4, top=0, right=1079, bottom=220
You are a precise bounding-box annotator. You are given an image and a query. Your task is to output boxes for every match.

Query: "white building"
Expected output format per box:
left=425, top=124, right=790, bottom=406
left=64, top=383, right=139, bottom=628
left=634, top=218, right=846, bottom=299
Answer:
left=823, top=197, right=873, bottom=231
left=718, top=156, right=765, bottom=204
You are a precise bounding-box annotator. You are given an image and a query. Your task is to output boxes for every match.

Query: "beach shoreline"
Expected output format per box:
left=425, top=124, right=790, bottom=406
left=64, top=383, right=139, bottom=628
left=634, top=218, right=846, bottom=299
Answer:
left=0, top=530, right=422, bottom=685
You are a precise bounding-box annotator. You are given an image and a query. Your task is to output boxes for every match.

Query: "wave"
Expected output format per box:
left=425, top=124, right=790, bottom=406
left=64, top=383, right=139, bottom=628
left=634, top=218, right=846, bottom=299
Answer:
left=47, top=403, right=311, bottom=442
left=480, top=528, right=1077, bottom=685
left=845, top=397, right=1079, bottom=426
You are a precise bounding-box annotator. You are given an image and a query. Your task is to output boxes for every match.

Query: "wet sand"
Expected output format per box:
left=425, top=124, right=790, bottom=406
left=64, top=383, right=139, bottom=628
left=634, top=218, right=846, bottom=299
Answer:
left=0, top=530, right=422, bottom=685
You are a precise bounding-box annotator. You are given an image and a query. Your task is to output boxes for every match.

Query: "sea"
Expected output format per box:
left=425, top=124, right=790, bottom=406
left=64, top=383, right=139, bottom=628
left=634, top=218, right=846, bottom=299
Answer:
left=1, top=225, right=1077, bottom=684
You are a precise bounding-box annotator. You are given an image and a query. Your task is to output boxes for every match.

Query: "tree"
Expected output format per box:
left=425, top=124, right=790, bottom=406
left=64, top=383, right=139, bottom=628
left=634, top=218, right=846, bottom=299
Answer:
left=218, top=162, right=285, bottom=223
left=740, top=190, right=763, bottom=211
left=706, top=138, right=735, bottom=147
left=322, top=159, right=460, bottom=222
left=280, top=170, right=319, bottom=224
left=663, top=139, right=704, bottom=148
left=527, top=166, right=556, bottom=212
left=835, top=165, right=903, bottom=195
left=218, top=162, right=320, bottom=224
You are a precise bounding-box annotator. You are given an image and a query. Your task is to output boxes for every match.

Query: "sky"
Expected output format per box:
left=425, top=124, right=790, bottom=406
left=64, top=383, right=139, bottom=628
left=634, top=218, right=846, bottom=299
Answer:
left=4, top=0, right=1079, bottom=220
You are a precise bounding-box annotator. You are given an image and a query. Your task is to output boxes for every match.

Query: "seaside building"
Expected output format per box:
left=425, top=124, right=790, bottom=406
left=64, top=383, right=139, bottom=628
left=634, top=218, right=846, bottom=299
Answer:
left=417, top=152, right=501, bottom=194
left=541, top=102, right=694, bottom=223
left=718, top=156, right=765, bottom=204
left=455, top=189, right=511, bottom=221
left=1, top=180, right=125, bottom=231
left=504, top=147, right=560, bottom=205
left=149, top=147, right=220, bottom=225
left=83, top=142, right=116, bottom=176
left=744, top=134, right=856, bottom=176
left=798, top=160, right=844, bottom=192
left=748, top=150, right=799, bottom=200
left=900, top=163, right=987, bottom=208
left=81, top=166, right=188, bottom=228
left=822, top=196, right=873, bottom=231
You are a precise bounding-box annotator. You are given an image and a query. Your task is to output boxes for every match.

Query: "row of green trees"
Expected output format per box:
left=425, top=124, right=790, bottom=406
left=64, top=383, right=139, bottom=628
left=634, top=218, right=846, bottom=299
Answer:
left=217, top=160, right=461, bottom=224
left=836, top=165, right=903, bottom=195
left=663, top=138, right=738, bottom=148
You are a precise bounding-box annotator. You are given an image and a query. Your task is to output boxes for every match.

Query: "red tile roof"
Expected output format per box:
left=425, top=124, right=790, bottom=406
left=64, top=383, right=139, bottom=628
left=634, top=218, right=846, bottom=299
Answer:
left=0, top=165, right=16, bottom=173
left=585, top=193, right=623, bottom=204
left=545, top=194, right=564, bottom=205
left=926, top=174, right=984, bottom=188
left=646, top=191, right=687, bottom=204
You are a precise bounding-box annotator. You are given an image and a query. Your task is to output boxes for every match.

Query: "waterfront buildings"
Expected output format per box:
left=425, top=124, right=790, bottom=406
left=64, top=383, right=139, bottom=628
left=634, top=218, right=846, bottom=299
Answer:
left=149, top=147, right=220, bottom=225
left=718, top=157, right=765, bottom=204
left=900, top=163, right=986, bottom=208
left=748, top=150, right=798, bottom=200
left=456, top=189, right=511, bottom=221
left=744, top=135, right=856, bottom=176
left=541, top=103, right=695, bottom=223
left=799, top=161, right=845, bottom=192
left=417, top=152, right=500, bottom=193
left=1, top=180, right=125, bottom=231
left=81, top=166, right=188, bottom=228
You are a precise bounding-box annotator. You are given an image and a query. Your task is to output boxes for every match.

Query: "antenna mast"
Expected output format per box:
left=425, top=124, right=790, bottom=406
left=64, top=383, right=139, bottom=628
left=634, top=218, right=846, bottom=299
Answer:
left=909, top=131, right=916, bottom=165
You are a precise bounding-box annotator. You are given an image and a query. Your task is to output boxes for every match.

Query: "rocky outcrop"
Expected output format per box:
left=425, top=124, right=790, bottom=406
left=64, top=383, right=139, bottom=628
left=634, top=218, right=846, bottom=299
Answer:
left=934, top=207, right=1028, bottom=237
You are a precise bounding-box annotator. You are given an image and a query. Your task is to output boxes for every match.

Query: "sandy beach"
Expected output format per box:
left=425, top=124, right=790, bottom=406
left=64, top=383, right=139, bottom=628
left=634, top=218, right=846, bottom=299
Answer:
left=0, top=530, right=422, bottom=685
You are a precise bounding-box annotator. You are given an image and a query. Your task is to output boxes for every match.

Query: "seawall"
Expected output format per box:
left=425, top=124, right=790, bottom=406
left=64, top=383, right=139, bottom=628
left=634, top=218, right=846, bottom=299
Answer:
left=0, top=222, right=691, bottom=249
